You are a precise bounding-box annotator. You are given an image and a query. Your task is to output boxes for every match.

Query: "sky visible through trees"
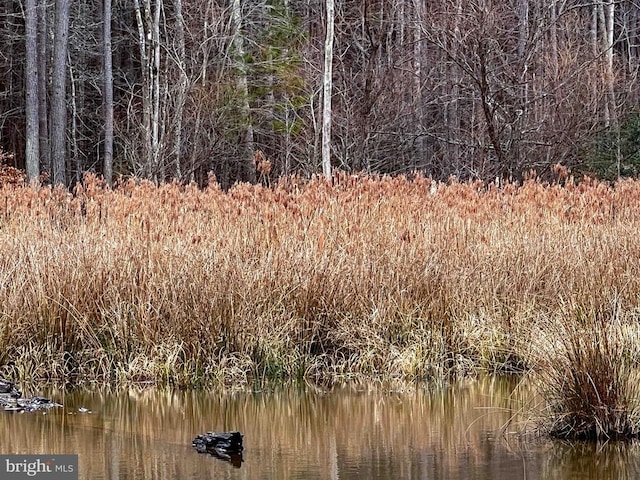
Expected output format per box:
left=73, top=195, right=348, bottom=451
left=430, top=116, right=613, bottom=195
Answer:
left=1, top=0, right=639, bottom=188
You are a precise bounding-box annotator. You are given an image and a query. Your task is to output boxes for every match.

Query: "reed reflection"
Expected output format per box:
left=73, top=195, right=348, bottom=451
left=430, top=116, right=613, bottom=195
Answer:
left=0, top=377, right=634, bottom=479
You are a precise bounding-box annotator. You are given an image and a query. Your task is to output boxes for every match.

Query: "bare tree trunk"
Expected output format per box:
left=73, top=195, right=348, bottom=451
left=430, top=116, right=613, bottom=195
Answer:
left=131, top=0, right=162, bottom=181
left=321, top=0, right=335, bottom=180
left=37, top=0, right=49, bottom=175
left=597, top=3, right=611, bottom=126
left=413, top=1, right=426, bottom=167
left=449, top=0, right=463, bottom=174
left=517, top=0, right=528, bottom=60
left=515, top=0, right=529, bottom=170
left=151, top=0, right=161, bottom=182
left=133, top=0, right=151, bottom=177
left=590, top=1, right=600, bottom=118
left=25, top=0, right=39, bottom=183
left=103, top=0, right=113, bottom=186
left=172, top=0, right=186, bottom=180
left=603, top=0, right=620, bottom=176
left=50, top=0, right=70, bottom=186
left=549, top=0, right=559, bottom=79
left=477, top=40, right=506, bottom=169
left=231, top=0, right=256, bottom=183
left=591, top=3, right=599, bottom=59
left=68, top=57, right=81, bottom=183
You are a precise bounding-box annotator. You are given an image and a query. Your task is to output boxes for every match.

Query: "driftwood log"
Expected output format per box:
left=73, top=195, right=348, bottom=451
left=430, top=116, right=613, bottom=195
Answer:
left=192, top=431, right=243, bottom=467
left=0, top=378, right=20, bottom=398
left=0, top=378, right=61, bottom=412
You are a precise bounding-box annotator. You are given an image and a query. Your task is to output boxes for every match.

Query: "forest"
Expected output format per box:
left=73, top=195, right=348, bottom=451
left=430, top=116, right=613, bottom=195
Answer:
left=0, top=0, right=638, bottom=188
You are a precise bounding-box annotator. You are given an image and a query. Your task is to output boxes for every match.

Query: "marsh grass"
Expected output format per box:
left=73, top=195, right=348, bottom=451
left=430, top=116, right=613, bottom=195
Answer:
left=0, top=172, right=639, bottom=401
left=531, top=306, right=640, bottom=440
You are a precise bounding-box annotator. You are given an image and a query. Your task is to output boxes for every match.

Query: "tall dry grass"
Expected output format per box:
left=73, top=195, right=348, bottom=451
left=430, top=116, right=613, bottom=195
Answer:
left=0, top=172, right=639, bottom=399
left=530, top=304, right=640, bottom=440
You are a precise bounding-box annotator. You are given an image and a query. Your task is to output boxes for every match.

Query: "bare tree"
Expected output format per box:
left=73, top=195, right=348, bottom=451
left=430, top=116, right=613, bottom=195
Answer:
left=24, top=0, right=39, bottom=183
left=37, top=0, right=49, bottom=174
left=132, top=0, right=162, bottom=180
left=321, top=0, right=334, bottom=180
left=50, top=0, right=70, bottom=185
left=151, top=0, right=161, bottom=180
left=170, top=0, right=187, bottom=180
left=4, top=0, right=640, bottom=186
left=603, top=0, right=620, bottom=176
left=230, top=0, right=256, bottom=183
left=103, top=0, right=113, bottom=186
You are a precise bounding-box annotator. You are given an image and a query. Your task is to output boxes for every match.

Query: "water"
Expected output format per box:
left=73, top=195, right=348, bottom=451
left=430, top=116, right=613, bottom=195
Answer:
left=0, top=376, right=639, bottom=479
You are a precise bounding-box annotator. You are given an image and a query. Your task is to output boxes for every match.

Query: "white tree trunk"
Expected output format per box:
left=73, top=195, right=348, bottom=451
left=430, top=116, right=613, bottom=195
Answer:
left=321, top=0, right=335, bottom=180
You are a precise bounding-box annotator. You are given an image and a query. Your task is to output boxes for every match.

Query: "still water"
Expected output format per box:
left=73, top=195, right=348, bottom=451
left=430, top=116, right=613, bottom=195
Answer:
left=0, top=376, right=639, bottom=480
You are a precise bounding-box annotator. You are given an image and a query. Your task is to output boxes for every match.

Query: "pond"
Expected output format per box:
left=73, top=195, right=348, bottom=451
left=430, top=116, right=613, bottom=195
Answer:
left=0, top=376, right=638, bottom=479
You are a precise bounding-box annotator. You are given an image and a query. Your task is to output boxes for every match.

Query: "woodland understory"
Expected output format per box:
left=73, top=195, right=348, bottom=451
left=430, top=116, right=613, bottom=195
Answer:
left=1, top=0, right=640, bottom=188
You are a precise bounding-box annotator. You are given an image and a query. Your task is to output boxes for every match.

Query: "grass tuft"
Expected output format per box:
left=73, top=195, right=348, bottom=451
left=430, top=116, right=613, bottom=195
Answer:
left=532, top=306, right=640, bottom=440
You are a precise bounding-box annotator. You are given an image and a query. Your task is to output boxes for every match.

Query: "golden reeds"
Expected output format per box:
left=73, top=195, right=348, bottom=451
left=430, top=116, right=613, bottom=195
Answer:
left=0, top=172, right=638, bottom=402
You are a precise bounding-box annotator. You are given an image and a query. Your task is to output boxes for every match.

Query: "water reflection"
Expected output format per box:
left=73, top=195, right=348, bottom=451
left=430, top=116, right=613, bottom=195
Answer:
left=0, top=377, right=637, bottom=479
left=541, top=442, right=640, bottom=480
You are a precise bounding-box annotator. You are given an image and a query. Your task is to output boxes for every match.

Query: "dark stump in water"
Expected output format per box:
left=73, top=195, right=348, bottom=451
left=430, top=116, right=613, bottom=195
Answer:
left=192, top=431, right=243, bottom=467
